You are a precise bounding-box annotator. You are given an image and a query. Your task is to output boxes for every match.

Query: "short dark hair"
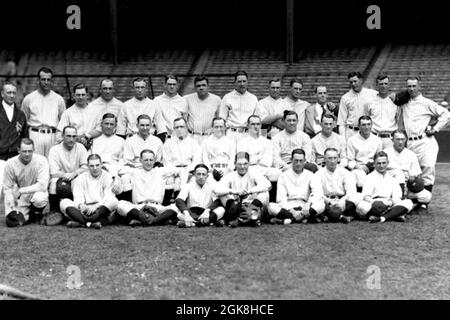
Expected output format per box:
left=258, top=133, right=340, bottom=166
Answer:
left=376, top=72, right=389, bottom=83
left=194, top=164, right=209, bottom=173
left=392, top=129, right=407, bottom=139
left=194, top=75, right=208, bottom=85
left=132, top=77, right=147, bottom=87
left=283, top=110, right=298, bottom=120
left=347, top=72, right=362, bottom=79
left=374, top=151, right=388, bottom=161
left=315, top=85, right=327, bottom=93
left=137, top=114, right=152, bottom=124
left=321, top=113, right=336, bottom=122
left=37, top=67, right=53, bottom=78
left=290, top=78, right=303, bottom=87
left=102, top=113, right=117, bottom=123
left=211, top=117, right=226, bottom=127
left=140, top=149, right=155, bottom=158
left=406, top=76, right=421, bottom=82
left=268, top=77, right=281, bottom=85
left=235, top=152, right=250, bottom=162
left=291, top=148, right=305, bottom=159
left=87, top=154, right=102, bottom=163
left=100, top=78, right=114, bottom=88
left=247, top=114, right=261, bottom=125
left=73, top=83, right=88, bottom=93
left=173, top=117, right=187, bottom=125
left=234, top=71, right=248, bottom=81
left=358, top=115, right=372, bottom=125
left=63, top=125, right=77, bottom=135
left=19, top=138, right=34, bottom=148
left=165, top=74, right=178, bottom=83
left=1, top=81, right=16, bottom=91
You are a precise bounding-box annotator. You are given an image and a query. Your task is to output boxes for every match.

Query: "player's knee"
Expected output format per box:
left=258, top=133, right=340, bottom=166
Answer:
left=105, top=196, right=119, bottom=211
left=398, top=199, right=414, bottom=212
left=311, top=201, right=325, bottom=215
left=31, top=192, right=49, bottom=209
left=356, top=201, right=371, bottom=218
left=212, top=206, right=225, bottom=220
left=117, top=200, right=133, bottom=217
left=59, top=199, right=74, bottom=216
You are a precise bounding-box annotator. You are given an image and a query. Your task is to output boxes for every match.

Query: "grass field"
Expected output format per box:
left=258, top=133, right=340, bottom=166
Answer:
left=1, top=164, right=449, bottom=300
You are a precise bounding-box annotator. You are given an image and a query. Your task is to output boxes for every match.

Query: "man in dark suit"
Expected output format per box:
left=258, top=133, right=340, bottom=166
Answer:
left=304, top=85, right=338, bottom=137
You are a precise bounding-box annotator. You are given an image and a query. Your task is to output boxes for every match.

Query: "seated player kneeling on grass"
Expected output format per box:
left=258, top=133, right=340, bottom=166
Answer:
left=3, top=138, right=49, bottom=227
left=214, top=152, right=271, bottom=227
left=356, top=151, right=415, bottom=223
left=116, top=149, right=181, bottom=226
left=60, top=154, right=119, bottom=229
left=268, top=148, right=325, bottom=224
left=175, top=164, right=225, bottom=227
left=315, top=148, right=362, bottom=224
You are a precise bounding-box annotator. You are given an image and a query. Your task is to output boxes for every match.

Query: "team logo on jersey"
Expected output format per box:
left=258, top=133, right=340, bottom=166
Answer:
left=15, top=121, right=22, bottom=135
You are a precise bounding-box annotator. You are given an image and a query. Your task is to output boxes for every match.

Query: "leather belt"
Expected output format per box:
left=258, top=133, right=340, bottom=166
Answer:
left=188, top=130, right=209, bottom=136
left=408, top=135, right=424, bottom=141
left=347, top=125, right=359, bottom=131
left=328, top=195, right=344, bottom=200
left=373, top=131, right=393, bottom=138
left=137, top=200, right=160, bottom=205
left=30, top=127, right=57, bottom=134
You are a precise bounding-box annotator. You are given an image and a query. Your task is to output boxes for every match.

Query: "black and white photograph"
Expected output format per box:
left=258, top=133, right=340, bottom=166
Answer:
left=0, top=0, right=449, bottom=307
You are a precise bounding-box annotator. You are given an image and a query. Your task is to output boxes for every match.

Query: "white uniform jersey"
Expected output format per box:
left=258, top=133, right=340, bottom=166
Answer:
left=153, top=93, right=188, bottom=136
left=337, top=87, right=378, bottom=127
left=123, top=134, right=163, bottom=164
left=57, top=103, right=100, bottom=136
left=117, top=97, right=165, bottom=136
left=184, top=92, right=221, bottom=133
left=363, top=94, right=399, bottom=133
left=200, top=135, right=236, bottom=170
left=311, top=132, right=347, bottom=166
left=276, top=168, right=323, bottom=207
left=72, top=170, right=115, bottom=208
left=272, top=130, right=312, bottom=165
left=283, top=96, right=309, bottom=132
left=347, top=133, right=382, bottom=165
left=315, top=166, right=356, bottom=198
left=21, top=90, right=65, bottom=128
left=402, top=94, right=450, bottom=137
left=48, top=142, right=88, bottom=176
left=129, top=166, right=180, bottom=204
left=236, top=135, right=274, bottom=167
left=90, top=96, right=123, bottom=119
left=215, top=166, right=271, bottom=195
left=177, top=179, right=217, bottom=209
left=384, top=146, right=421, bottom=177
left=162, top=135, right=201, bottom=170
left=219, top=90, right=259, bottom=128
left=258, top=96, right=290, bottom=122
left=91, top=134, right=125, bottom=165
left=362, top=170, right=402, bottom=202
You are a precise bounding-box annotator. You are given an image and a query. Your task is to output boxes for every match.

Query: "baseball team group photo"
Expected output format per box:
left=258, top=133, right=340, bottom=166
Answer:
left=1, top=0, right=449, bottom=301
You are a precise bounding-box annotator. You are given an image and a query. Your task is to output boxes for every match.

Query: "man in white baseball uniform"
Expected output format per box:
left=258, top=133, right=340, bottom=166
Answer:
left=283, top=78, right=310, bottom=132
left=21, top=67, right=66, bottom=157
left=175, top=164, right=225, bottom=228
left=258, top=78, right=290, bottom=138
left=356, top=151, right=414, bottom=223
left=59, top=154, right=119, bottom=229
left=153, top=74, right=188, bottom=141
left=363, top=73, right=399, bottom=149
left=401, top=76, right=450, bottom=211
left=305, top=86, right=338, bottom=137
left=116, top=77, right=166, bottom=139
left=316, top=148, right=362, bottom=224
left=184, top=76, right=221, bottom=144
left=346, top=116, right=383, bottom=190
left=272, top=110, right=316, bottom=173
left=214, top=152, right=271, bottom=227
left=200, top=117, right=236, bottom=181
left=57, top=83, right=99, bottom=149
left=163, top=117, right=200, bottom=199
left=268, top=148, right=325, bottom=224
left=384, top=130, right=432, bottom=213
left=47, top=126, right=88, bottom=224
left=2, top=138, right=49, bottom=227
left=117, top=149, right=181, bottom=227
left=337, top=72, right=378, bottom=140
left=86, top=79, right=124, bottom=140
left=311, top=113, right=347, bottom=167
left=219, top=71, right=260, bottom=143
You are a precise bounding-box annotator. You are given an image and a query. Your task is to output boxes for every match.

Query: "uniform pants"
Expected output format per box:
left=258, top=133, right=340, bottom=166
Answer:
left=407, top=136, right=438, bottom=186
left=116, top=201, right=180, bottom=219
left=29, top=129, right=57, bottom=158
left=268, top=199, right=325, bottom=218
left=4, top=191, right=48, bottom=222
left=356, top=197, right=414, bottom=217
left=60, top=195, right=118, bottom=217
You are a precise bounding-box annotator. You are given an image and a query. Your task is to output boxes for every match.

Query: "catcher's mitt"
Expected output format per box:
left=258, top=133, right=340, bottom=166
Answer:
left=407, top=176, right=425, bottom=193
left=142, top=205, right=158, bottom=217
left=393, top=89, right=410, bottom=106
left=238, top=203, right=262, bottom=225
left=371, top=201, right=389, bottom=217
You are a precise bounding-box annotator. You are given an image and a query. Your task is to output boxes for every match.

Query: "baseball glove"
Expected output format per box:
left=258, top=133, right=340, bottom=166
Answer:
left=142, top=205, right=158, bottom=217
left=407, top=176, right=425, bottom=193
left=238, top=203, right=262, bottom=225
left=371, top=201, right=389, bottom=217
left=393, top=89, right=410, bottom=106
left=56, top=178, right=73, bottom=199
